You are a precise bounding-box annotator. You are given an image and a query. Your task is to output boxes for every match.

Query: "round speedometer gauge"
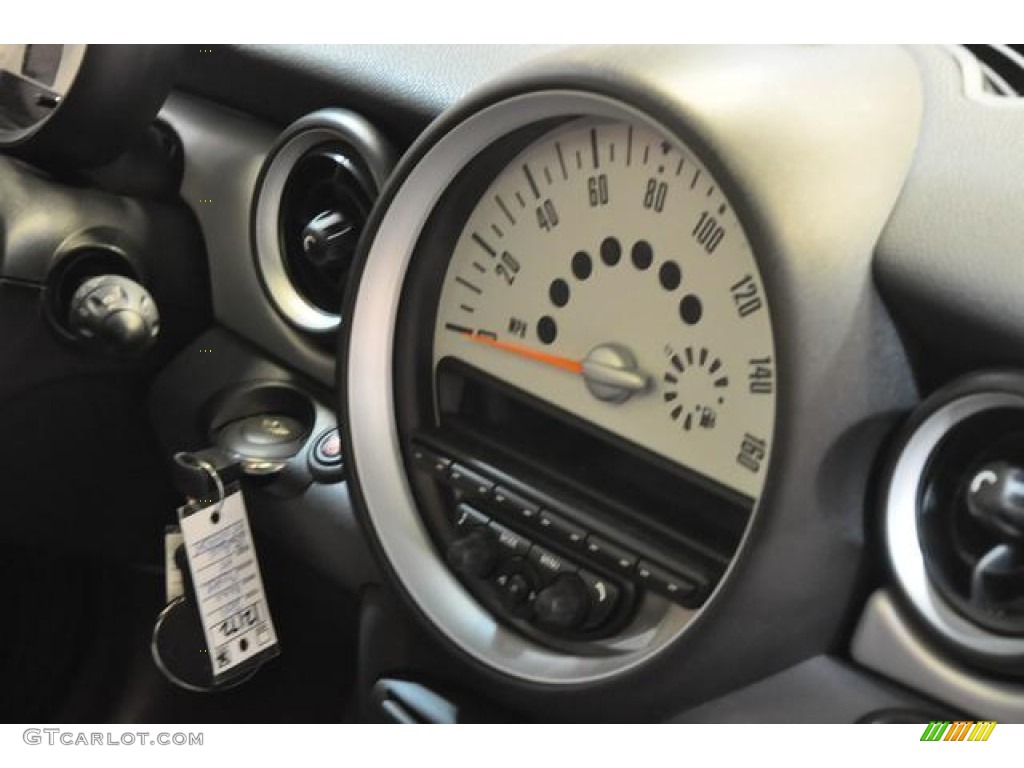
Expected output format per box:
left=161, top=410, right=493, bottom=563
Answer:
left=344, top=88, right=787, bottom=684
left=433, top=117, right=775, bottom=500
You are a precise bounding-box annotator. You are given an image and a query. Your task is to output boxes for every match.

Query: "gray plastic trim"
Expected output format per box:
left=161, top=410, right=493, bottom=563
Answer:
left=851, top=590, right=1024, bottom=721
left=884, top=391, right=1024, bottom=661
left=345, top=45, right=924, bottom=693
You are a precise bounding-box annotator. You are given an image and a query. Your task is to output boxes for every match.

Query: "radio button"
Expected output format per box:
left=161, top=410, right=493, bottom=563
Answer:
left=584, top=536, right=637, bottom=573
left=410, top=444, right=451, bottom=478
left=528, top=544, right=576, bottom=582
left=448, top=463, right=494, bottom=500
left=578, top=569, right=620, bottom=629
left=496, top=571, right=533, bottom=605
left=491, top=486, right=541, bottom=524
left=537, top=512, right=587, bottom=548
left=488, top=520, right=531, bottom=556
left=636, top=560, right=698, bottom=602
left=453, top=503, right=490, bottom=530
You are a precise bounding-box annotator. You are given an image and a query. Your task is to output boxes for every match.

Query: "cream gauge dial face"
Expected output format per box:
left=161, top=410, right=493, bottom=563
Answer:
left=432, top=117, right=776, bottom=500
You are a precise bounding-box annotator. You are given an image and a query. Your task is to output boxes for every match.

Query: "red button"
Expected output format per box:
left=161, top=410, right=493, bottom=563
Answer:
left=321, top=432, right=341, bottom=458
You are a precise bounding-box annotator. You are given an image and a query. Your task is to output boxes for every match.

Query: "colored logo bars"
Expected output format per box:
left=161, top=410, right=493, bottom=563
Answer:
left=920, top=721, right=997, bottom=742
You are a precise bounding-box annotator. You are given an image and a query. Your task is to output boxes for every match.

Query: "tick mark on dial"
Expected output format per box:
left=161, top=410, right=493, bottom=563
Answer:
left=523, top=164, right=540, bottom=199
left=496, top=195, right=516, bottom=225
left=555, top=142, right=568, bottom=180
left=472, top=232, right=496, bottom=257
left=456, top=277, right=483, bottom=295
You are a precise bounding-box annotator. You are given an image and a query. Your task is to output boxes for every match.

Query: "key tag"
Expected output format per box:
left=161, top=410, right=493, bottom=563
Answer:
left=152, top=453, right=280, bottom=691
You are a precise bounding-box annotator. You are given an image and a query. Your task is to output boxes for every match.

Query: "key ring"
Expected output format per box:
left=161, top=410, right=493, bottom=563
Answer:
left=173, top=451, right=226, bottom=519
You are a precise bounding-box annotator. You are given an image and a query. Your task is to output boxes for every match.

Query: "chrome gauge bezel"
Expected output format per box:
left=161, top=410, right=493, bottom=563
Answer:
left=345, top=90, right=775, bottom=684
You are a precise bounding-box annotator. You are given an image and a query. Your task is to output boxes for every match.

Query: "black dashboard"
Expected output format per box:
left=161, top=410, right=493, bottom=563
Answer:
left=4, top=44, right=1024, bottom=723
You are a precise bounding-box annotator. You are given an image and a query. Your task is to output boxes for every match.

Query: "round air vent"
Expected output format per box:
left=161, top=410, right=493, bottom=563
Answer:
left=965, top=45, right=1024, bottom=96
left=253, top=109, right=395, bottom=334
left=884, top=371, right=1024, bottom=672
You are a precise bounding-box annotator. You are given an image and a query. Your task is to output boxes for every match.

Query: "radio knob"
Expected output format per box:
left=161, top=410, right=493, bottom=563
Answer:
left=533, top=574, right=589, bottom=630
left=446, top=528, right=499, bottom=579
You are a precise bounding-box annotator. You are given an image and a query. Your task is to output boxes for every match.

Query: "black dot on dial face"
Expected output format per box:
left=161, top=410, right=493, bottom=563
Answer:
left=631, top=240, right=653, bottom=270
left=537, top=315, right=558, bottom=344
left=659, top=261, right=681, bottom=291
left=549, top=279, right=570, bottom=308
left=600, top=237, right=621, bottom=266
left=571, top=251, right=593, bottom=280
left=679, top=294, right=703, bottom=325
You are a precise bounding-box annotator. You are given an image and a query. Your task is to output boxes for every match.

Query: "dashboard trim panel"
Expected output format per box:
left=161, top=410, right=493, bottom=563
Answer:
left=160, top=93, right=337, bottom=386
left=342, top=44, right=924, bottom=712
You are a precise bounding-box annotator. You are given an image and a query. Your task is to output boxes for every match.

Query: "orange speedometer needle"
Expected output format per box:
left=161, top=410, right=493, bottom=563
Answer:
left=461, top=332, right=583, bottom=375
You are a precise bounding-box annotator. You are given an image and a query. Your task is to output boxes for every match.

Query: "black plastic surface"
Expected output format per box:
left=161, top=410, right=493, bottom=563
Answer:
left=0, top=156, right=210, bottom=359
left=671, top=656, right=952, bottom=724
left=148, top=328, right=376, bottom=592
left=356, top=586, right=521, bottom=723
left=0, top=152, right=209, bottom=566
left=6, top=45, right=181, bottom=169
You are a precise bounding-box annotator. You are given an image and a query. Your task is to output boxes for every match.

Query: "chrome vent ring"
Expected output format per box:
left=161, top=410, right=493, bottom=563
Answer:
left=253, top=109, right=395, bottom=334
